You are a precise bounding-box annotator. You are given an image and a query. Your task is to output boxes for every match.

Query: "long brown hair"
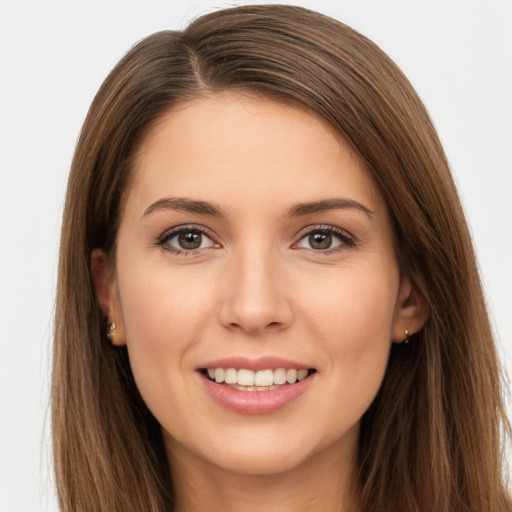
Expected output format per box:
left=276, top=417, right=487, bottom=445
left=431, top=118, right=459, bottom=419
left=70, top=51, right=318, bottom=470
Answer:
left=52, top=5, right=511, bottom=511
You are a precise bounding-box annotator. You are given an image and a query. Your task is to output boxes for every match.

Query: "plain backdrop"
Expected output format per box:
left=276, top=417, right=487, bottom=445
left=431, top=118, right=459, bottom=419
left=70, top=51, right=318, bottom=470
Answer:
left=1, top=0, right=511, bottom=510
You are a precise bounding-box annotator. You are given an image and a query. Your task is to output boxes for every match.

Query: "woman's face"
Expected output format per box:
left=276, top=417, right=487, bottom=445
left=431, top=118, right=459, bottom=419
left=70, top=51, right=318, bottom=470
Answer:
left=94, top=93, right=421, bottom=476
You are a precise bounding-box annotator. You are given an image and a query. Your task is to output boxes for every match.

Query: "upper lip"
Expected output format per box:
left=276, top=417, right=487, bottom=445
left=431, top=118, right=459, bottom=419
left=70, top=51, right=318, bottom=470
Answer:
left=197, top=356, right=313, bottom=372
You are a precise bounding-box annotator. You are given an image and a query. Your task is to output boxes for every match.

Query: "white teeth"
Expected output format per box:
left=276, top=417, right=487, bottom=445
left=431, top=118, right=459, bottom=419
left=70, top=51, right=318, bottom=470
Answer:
left=254, top=369, right=274, bottom=387
left=224, top=368, right=237, bottom=384
left=206, top=367, right=313, bottom=387
left=297, top=369, right=308, bottom=381
left=237, top=369, right=255, bottom=386
left=286, top=369, right=297, bottom=384
left=273, top=368, right=287, bottom=385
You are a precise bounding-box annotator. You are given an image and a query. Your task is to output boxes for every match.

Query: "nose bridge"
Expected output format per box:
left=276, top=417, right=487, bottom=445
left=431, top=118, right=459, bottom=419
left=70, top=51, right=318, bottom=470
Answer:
left=219, top=238, right=290, bottom=334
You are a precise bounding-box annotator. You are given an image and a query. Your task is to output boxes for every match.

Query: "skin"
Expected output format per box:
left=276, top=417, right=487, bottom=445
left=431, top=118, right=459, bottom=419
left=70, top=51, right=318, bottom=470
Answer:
left=92, top=92, right=428, bottom=511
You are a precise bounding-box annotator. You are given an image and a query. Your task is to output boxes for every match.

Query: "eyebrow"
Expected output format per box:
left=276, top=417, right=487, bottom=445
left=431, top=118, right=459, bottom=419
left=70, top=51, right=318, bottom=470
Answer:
left=142, top=196, right=373, bottom=219
left=286, top=198, right=373, bottom=218
left=143, top=197, right=225, bottom=217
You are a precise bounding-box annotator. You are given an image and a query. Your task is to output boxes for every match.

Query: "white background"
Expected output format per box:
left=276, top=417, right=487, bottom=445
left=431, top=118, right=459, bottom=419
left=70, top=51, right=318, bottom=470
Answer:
left=1, top=1, right=511, bottom=510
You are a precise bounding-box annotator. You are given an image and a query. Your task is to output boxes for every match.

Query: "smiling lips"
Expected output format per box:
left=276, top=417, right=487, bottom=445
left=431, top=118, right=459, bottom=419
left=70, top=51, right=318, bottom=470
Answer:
left=200, top=360, right=316, bottom=414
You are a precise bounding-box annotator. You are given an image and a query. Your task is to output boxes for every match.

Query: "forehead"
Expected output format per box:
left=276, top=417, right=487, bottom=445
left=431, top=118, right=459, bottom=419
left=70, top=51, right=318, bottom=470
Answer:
left=126, top=92, right=381, bottom=217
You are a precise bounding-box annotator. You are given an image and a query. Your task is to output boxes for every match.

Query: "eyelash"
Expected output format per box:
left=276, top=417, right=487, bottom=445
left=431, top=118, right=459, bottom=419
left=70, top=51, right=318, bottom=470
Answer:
left=294, top=224, right=355, bottom=253
left=157, top=224, right=355, bottom=256
left=157, top=224, right=218, bottom=257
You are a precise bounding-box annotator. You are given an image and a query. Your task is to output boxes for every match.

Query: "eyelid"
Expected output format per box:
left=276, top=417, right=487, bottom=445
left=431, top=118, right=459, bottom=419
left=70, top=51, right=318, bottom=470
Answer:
left=292, top=224, right=356, bottom=251
left=157, top=224, right=220, bottom=253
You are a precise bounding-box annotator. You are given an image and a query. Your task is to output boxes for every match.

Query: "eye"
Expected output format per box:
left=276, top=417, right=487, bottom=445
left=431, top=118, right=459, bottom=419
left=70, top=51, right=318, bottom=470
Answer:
left=294, top=226, right=354, bottom=252
left=159, top=227, right=217, bottom=253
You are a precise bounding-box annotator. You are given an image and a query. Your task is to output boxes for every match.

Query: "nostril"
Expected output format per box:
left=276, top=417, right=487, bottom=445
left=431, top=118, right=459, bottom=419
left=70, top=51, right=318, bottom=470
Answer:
left=227, top=319, right=282, bottom=334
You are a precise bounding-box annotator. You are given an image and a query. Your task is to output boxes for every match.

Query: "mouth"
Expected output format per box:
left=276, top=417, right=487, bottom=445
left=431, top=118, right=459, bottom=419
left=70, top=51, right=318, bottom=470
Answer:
left=200, top=367, right=317, bottom=391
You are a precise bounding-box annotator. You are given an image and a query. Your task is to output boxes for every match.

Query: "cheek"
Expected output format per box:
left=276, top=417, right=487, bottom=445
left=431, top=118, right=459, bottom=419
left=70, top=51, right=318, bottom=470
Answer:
left=300, top=265, right=398, bottom=405
left=302, top=264, right=398, bottom=344
left=115, top=263, right=218, bottom=407
left=119, top=263, right=217, bottom=341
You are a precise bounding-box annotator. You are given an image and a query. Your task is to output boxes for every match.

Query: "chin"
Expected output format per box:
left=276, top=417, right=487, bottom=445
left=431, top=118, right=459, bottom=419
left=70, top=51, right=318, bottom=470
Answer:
left=164, top=420, right=359, bottom=478
left=210, top=445, right=312, bottom=476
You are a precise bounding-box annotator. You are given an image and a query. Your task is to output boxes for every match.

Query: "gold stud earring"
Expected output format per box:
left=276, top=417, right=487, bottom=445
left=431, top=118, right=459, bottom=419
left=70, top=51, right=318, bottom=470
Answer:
left=106, top=322, right=116, bottom=342
left=403, top=329, right=410, bottom=344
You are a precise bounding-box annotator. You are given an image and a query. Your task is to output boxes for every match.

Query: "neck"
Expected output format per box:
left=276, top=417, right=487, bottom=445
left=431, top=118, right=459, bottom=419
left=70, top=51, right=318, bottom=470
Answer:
left=166, top=428, right=361, bottom=512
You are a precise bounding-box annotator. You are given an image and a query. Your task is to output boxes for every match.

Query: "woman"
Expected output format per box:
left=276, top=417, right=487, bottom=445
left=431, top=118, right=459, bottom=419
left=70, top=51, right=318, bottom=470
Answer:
left=52, top=4, right=511, bottom=511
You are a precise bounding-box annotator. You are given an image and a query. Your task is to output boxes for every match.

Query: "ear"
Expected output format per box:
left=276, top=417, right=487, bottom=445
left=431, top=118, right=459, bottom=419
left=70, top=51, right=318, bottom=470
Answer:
left=91, top=248, right=126, bottom=346
left=391, top=275, right=429, bottom=343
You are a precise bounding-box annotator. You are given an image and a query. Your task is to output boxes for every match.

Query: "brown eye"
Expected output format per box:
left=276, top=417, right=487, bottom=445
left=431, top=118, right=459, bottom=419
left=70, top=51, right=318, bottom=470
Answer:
left=178, top=231, right=203, bottom=249
left=162, top=228, right=217, bottom=253
left=308, top=232, right=332, bottom=250
left=295, top=227, right=352, bottom=252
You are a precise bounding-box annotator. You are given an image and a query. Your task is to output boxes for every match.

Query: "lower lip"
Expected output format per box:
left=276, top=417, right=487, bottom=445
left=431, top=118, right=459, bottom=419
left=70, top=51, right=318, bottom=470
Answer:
left=201, top=373, right=314, bottom=414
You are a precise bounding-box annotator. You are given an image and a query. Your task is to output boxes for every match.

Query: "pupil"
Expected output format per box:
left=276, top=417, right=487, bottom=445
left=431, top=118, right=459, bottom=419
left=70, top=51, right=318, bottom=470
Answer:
left=309, top=232, right=332, bottom=250
left=178, top=231, right=202, bottom=249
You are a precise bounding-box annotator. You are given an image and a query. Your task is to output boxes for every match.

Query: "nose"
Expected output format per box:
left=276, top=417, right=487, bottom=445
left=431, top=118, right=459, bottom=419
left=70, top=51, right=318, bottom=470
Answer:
left=218, top=245, right=293, bottom=335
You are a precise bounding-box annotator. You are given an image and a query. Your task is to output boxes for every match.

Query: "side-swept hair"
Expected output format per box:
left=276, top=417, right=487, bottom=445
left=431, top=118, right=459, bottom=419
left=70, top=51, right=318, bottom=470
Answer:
left=53, top=5, right=511, bottom=511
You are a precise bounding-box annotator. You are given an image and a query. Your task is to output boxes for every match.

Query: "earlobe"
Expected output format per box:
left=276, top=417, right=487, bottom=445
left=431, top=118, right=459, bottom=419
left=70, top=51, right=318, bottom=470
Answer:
left=91, top=249, right=126, bottom=346
left=392, top=275, right=429, bottom=343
